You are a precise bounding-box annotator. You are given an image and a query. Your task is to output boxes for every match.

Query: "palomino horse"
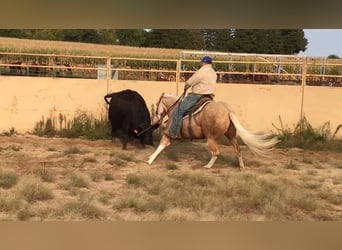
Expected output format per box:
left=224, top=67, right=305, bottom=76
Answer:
left=147, top=93, right=278, bottom=169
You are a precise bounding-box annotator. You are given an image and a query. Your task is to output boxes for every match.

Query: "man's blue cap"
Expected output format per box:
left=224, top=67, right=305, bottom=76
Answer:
left=201, top=56, right=212, bottom=64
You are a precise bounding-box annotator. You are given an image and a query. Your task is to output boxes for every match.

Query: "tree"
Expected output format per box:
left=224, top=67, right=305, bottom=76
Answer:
left=232, top=29, right=257, bottom=53
left=280, top=30, right=307, bottom=54
left=231, top=29, right=307, bottom=54
left=115, top=29, right=147, bottom=46
left=146, top=29, right=205, bottom=49
left=201, top=29, right=234, bottom=51
left=0, top=29, right=308, bottom=55
left=0, top=29, right=28, bottom=38
left=60, top=29, right=103, bottom=44
left=327, top=54, right=339, bottom=59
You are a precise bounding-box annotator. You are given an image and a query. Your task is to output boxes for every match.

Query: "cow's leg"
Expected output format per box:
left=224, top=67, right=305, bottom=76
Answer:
left=111, top=129, right=118, bottom=143
left=120, top=119, right=131, bottom=150
left=121, top=133, right=129, bottom=150
left=110, top=123, right=116, bottom=142
left=139, top=134, right=146, bottom=149
left=147, top=134, right=170, bottom=164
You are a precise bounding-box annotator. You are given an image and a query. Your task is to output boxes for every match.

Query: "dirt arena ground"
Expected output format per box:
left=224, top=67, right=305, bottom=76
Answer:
left=0, top=134, right=341, bottom=221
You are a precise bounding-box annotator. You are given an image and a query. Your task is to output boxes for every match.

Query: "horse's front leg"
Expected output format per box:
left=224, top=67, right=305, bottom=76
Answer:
left=147, top=134, right=171, bottom=164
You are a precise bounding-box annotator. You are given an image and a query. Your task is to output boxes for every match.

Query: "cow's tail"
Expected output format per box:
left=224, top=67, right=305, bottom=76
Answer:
left=229, top=112, right=279, bottom=157
left=104, top=93, right=112, bottom=104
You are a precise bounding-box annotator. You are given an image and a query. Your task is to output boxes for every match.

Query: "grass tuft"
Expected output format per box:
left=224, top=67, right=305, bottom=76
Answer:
left=0, top=169, right=18, bottom=189
left=273, top=115, right=342, bottom=151
left=17, top=177, right=54, bottom=203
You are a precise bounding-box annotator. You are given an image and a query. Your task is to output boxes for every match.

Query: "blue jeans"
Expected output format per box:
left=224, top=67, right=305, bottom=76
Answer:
left=169, top=93, right=202, bottom=137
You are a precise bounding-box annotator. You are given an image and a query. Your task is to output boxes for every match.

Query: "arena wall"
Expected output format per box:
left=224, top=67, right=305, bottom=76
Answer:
left=1, top=76, right=341, bottom=138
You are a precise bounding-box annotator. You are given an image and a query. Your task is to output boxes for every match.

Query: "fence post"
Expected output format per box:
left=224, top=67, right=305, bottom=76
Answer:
left=176, top=59, right=181, bottom=95
left=299, top=57, right=308, bottom=130
left=106, top=57, right=111, bottom=94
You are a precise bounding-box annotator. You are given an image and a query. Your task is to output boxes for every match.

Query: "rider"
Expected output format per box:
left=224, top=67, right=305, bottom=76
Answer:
left=166, top=55, right=217, bottom=139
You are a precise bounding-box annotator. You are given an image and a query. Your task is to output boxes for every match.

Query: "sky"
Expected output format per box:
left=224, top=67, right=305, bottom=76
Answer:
left=300, top=29, right=342, bottom=58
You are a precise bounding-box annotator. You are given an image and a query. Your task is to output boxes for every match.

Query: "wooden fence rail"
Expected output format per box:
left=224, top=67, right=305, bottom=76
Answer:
left=1, top=51, right=342, bottom=87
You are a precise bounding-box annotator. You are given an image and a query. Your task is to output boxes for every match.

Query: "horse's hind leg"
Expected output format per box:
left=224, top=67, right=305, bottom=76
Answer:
left=226, top=124, right=244, bottom=169
left=204, top=137, right=220, bottom=169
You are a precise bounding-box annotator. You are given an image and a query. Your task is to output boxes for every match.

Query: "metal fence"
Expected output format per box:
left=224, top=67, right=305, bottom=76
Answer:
left=1, top=51, right=342, bottom=87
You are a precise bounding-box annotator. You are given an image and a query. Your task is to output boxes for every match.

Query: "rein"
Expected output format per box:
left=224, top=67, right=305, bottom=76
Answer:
left=161, top=89, right=187, bottom=117
left=136, top=89, right=187, bottom=137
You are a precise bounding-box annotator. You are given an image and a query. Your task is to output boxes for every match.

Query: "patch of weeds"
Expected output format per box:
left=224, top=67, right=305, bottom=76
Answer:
left=97, top=191, right=114, bottom=204
left=63, top=147, right=85, bottom=156
left=34, top=110, right=111, bottom=140
left=165, top=149, right=180, bottom=162
left=1, top=127, right=17, bottom=136
left=71, top=162, right=85, bottom=169
left=305, top=170, right=318, bottom=176
left=58, top=195, right=104, bottom=219
left=104, top=172, right=114, bottom=181
left=109, top=158, right=125, bottom=167
left=302, top=157, right=314, bottom=164
left=113, top=191, right=167, bottom=213
left=17, top=178, right=54, bottom=203
left=169, top=172, right=216, bottom=188
left=319, top=189, right=342, bottom=205
left=332, top=176, right=342, bottom=185
left=273, top=115, right=342, bottom=151
left=216, top=155, right=239, bottom=166
left=126, top=174, right=143, bottom=186
left=84, top=157, right=97, bottom=163
left=117, top=153, right=134, bottom=162
left=288, top=193, right=317, bottom=212
left=9, top=144, right=21, bottom=152
left=0, top=169, right=18, bottom=189
left=60, top=172, right=90, bottom=190
left=165, top=163, right=178, bottom=170
left=0, top=193, right=23, bottom=213
left=260, top=167, right=274, bottom=174
left=302, top=181, right=322, bottom=190
left=17, top=206, right=35, bottom=221
left=47, top=147, right=57, bottom=152
left=33, top=163, right=55, bottom=182
left=33, top=117, right=57, bottom=137
left=245, top=159, right=262, bottom=168
left=314, top=163, right=324, bottom=169
left=90, top=171, right=103, bottom=182
left=285, top=160, right=299, bottom=170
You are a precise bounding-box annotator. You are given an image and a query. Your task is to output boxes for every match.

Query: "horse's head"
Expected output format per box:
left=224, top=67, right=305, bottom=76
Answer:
left=154, top=92, right=166, bottom=123
left=154, top=93, right=177, bottom=123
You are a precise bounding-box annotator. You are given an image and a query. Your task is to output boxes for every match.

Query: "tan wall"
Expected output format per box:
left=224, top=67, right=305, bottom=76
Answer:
left=302, top=86, right=342, bottom=136
left=1, top=76, right=342, bottom=138
left=0, top=76, right=108, bottom=133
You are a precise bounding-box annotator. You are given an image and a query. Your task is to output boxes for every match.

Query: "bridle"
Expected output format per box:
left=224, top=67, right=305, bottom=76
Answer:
left=155, top=92, right=165, bottom=118
left=136, top=89, right=187, bottom=137
left=155, top=90, right=187, bottom=120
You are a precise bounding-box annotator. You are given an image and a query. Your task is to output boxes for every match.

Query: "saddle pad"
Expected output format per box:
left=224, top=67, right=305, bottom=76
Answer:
left=183, top=101, right=213, bottom=119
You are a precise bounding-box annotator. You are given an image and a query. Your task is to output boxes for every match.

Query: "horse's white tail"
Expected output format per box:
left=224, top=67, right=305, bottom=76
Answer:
left=229, top=112, right=279, bottom=156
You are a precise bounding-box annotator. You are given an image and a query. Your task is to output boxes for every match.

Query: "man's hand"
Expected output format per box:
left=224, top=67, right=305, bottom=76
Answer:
left=184, top=83, right=191, bottom=91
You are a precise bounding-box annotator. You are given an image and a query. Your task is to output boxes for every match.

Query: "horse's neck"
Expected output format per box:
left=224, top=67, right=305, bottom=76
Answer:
left=162, top=96, right=177, bottom=109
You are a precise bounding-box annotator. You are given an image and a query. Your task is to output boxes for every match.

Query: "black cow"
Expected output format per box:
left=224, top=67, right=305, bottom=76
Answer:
left=104, top=89, right=154, bottom=149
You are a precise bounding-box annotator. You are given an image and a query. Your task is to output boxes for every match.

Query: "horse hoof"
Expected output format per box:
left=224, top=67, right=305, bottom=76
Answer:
left=203, top=165, right=212, bottom=169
